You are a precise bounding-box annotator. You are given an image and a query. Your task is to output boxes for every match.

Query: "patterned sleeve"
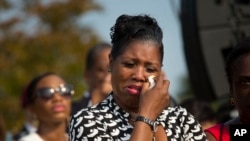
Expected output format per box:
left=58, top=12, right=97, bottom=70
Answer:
left=68, top=109, right=112, bottom=141
left=69, top=112, right=85, bottom=141
left=178, top=106, right=207, bottom=141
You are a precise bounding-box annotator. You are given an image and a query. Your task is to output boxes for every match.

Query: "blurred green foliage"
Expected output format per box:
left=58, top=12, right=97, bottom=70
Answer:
left=0, top=0, right=105, bottom=132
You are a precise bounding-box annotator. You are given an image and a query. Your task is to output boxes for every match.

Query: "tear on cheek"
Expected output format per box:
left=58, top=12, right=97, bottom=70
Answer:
left=148, top=75, right=155, bottom=89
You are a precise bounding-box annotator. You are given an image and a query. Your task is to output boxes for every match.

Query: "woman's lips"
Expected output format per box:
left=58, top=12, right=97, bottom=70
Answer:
left=126, top=86, right=141, bottom=95
left=52, top=105, right=65, bottom=112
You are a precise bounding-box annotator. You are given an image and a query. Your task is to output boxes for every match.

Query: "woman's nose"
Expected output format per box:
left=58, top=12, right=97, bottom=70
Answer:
left=52, top=92, right=64, bottom=101
left=132, top=67, right=146, bottom=81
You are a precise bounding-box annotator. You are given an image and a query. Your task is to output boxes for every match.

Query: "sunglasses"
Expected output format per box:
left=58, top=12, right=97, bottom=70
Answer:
left=36, top=84, right=74, bottom=99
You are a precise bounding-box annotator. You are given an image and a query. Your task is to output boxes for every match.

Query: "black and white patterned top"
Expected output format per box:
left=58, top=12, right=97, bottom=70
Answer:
left=69, top=94, right=207, bottom=141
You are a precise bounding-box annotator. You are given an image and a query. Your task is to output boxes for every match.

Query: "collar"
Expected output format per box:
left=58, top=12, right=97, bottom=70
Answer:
left=99, top=92, right=130, bottom=120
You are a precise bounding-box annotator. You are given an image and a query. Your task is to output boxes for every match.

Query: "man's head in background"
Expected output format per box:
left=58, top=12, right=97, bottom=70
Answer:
left=84, top=42, right=112, bottom=101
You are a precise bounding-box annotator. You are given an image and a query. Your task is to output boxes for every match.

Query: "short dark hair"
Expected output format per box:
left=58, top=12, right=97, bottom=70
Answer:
left=21, top=72, right=57, bottom=108
left=85, top=42, right=112, bottom=71
left=225, top=36, right=250, bottom=86
left=110, top=14, right=164, bottom=63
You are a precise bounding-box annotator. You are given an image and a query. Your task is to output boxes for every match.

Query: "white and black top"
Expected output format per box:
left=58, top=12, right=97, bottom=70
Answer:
left=18, top=133, right=43, bottom=141
left=69, top=94, right=207, bottom=141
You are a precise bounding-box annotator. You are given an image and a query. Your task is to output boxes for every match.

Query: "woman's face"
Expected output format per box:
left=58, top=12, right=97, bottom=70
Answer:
left=231, top=53, right=250, bottom=122
left=85, top=48, right=112, bottom=96
left=31, top=75, right=72, bottom=124
left=110, top=40, right=162, bottom=110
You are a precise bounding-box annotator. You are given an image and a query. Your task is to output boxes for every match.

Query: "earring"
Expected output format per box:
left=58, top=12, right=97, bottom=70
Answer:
left=30, top=113, right=39, bottom=128
left=230, top=98, right=235, bottom=105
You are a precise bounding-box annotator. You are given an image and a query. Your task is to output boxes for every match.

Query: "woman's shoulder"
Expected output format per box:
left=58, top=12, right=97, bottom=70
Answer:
left=71, top=95, right=119, bottom=120
left=18, top=133, right=43, bottom=141
left=162, top=105, right=189, bottom=116
left=159, top=106, right=207, bottom=140
left=70, top=99, right=114, bottom=123
left=71, top=104, right=103, bottom=118
left=158, top=106, right=193, bottom=123
left=160, top=105, right=203, bottom=127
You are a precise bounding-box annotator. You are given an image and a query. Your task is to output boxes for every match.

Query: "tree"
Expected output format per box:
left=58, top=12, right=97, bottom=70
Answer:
left=0, top=0, right=104, bottom=132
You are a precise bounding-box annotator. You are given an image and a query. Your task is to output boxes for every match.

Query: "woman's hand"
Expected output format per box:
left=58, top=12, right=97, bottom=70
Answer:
left=138, top=72, right=170, bottom=120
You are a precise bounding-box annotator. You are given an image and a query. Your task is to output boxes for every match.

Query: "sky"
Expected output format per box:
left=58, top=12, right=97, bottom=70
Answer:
left=80, top=0, right=188, bottom=99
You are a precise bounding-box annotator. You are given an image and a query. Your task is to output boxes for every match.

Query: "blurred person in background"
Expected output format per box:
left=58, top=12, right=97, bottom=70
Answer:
left=0, top=113, right=12, bottom=141
left=205, top=36, right=250, bottom=141
left=71, top=42, right=112, bottom=115
left=180, top=98, right=217, bottom=130
left=18, top=72, right=74, bottom=141
left=0, top=113, right=6, bottom=141
left=12, top=87, right=38, bottom=141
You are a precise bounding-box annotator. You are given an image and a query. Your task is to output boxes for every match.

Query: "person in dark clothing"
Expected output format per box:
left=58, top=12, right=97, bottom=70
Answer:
left=71, top=42, right=112, bottom=115
left=205, top=36, right=250, bottom=141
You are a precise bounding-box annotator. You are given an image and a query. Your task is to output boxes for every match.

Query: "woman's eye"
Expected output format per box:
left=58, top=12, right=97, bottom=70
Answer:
left=123, top=62, right=134, bottom=68
left=240, top=79, right=250, bottom=85
left=146, top=67, right=156, bottom=73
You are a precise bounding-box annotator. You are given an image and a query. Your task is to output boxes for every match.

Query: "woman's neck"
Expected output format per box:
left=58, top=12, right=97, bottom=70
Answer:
left=37, top=121, right=68, bottom=141
left=90, top=89, right=108, bottom=105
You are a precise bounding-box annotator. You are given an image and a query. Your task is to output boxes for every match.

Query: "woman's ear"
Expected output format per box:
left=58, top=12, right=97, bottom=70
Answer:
left=84, top=70, right=91, bottom=85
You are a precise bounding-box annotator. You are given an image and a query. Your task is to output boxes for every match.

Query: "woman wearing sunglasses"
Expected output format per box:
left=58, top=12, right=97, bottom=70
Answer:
left=18, top=72, right=74, bottom=141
